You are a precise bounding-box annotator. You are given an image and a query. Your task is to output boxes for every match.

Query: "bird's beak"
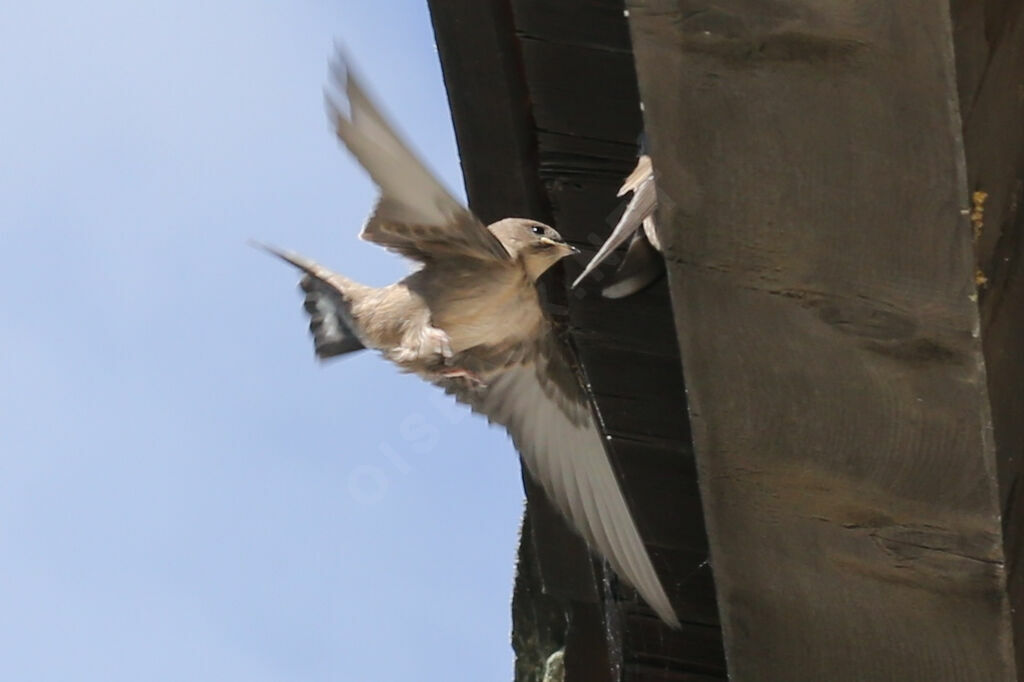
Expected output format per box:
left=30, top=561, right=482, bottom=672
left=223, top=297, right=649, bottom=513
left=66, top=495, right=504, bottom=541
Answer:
left=540, top=237, right=579, bottom=255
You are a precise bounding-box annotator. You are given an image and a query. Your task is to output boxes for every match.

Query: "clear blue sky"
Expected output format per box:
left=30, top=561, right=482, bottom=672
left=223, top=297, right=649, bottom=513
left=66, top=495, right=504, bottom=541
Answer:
left=0, top=1, right=527, bottom=679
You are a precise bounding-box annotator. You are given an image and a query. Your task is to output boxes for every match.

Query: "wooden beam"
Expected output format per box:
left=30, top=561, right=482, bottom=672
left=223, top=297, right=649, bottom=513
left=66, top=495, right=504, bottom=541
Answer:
left=627, top=1, right=1018, bottom=680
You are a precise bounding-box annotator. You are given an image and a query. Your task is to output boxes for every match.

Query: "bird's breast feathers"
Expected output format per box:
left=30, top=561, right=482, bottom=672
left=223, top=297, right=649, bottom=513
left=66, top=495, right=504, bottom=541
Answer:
left=424, top=267, right=545, bottom=354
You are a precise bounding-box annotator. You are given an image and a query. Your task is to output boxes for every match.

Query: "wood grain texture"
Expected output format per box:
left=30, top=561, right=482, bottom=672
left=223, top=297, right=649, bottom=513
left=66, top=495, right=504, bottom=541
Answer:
left=627, top=0, right=1018, bottom=680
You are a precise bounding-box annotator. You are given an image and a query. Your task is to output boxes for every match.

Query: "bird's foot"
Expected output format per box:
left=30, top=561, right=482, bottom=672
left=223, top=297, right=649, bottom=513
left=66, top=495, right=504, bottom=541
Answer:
left=421, top=326, right=454, bottom=361
left=393, top=326, right=453, bottom=364
left=438, top=367, right=488, bottom=389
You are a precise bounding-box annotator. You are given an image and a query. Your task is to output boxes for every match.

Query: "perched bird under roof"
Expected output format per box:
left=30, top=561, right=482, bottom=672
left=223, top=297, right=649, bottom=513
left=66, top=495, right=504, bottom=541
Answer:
left=573, top=136, right=664, bottom=298
left=256, top=51, right=679, bottom=628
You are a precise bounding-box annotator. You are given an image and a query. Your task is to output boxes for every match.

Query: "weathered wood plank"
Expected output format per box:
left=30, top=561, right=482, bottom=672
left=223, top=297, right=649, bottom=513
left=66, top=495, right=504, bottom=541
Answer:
left=514, top=0, right=634, bottom=52
left=644, top=551, right=718, bottom=626
left=626, top=671, right=724, bottom=682
left=608, top=438, right=704, bottom=550
left=564, top=603, right=616, bottom=682
left=623, top=616, right=727, bottom=676
left=567, top=278, right=679, bottom=359
left=627, top=0, right=1018, bottom=680
left=520, top=38, right=642, bottom=143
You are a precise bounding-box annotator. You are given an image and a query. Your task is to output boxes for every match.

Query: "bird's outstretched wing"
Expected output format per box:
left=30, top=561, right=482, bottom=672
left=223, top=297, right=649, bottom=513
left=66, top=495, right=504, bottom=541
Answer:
left=600, top=231, right=664, bottom=299
left=572, top=154, right=658, bottom=289
left=325, top=52, right=509, bottom=263
left=441, top=332, right=680, bottom=628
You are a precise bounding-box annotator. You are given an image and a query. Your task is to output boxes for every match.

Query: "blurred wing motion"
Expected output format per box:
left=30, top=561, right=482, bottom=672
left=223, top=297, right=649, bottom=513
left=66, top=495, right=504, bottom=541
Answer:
left=325, top=51, right=509, bottom=263
left=572, top=154, right=664, bottom=298
left=441, top=333, right=680, bottom=628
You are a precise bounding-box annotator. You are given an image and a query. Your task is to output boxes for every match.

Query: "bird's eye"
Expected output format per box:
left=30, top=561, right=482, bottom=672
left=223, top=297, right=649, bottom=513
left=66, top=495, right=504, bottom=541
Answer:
left=530, top=225, right=545, bottom=236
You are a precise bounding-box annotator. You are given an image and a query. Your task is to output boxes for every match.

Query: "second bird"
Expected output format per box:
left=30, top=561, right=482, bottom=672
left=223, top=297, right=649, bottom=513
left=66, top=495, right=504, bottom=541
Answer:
left=573, top=135, right=664, bottom=298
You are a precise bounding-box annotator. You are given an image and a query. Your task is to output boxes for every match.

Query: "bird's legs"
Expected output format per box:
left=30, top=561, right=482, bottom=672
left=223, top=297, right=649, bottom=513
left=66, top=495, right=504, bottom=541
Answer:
left=391, top=324, right=486, bottom=388
left=392, top=324, right=452, bottom=363
left=418, top=325, right=454, bottom=361
left=437, top=367, right=487, bottom=389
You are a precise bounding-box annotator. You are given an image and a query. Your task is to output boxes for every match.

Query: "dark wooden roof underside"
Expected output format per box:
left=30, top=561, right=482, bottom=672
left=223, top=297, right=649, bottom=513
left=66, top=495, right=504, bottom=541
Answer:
left=428, top=2, right=721, bottom=680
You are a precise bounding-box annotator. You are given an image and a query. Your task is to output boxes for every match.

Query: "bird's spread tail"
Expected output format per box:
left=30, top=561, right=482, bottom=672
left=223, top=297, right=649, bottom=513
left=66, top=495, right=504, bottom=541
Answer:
left=299, top=275, right=365, bottom=359
left=251, top=241, right=366, bottom=359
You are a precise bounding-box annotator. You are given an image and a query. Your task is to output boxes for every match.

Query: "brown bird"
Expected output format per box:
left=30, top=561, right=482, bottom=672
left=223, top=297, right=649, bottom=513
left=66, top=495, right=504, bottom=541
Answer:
left=258, top=53, right=679, bottom=628
left=573, top=140, right=664, bottom=298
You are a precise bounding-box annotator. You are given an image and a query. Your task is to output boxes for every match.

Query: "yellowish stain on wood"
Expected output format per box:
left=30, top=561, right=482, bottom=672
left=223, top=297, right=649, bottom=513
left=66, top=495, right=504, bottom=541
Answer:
left=971, top=190, right=988, bottom=241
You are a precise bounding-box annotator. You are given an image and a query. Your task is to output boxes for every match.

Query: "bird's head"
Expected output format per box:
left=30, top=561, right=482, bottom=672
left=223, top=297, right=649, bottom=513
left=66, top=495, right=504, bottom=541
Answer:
left=489, top=218, right=579, bottom=281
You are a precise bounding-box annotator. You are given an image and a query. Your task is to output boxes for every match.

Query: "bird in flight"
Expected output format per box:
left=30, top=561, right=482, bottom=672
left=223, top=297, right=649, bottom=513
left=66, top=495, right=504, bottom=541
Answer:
left=573, top=137, right=664, bottom=298
left=257, top=52, right=679, bottom=628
